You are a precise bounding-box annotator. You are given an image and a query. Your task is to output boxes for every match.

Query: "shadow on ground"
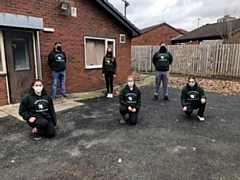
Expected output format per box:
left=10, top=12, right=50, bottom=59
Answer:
left=0, top=86, right=240, bottom=180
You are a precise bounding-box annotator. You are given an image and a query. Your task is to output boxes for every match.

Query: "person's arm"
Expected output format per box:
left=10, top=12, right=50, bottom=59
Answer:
left=180, top=88, right=187, bottom=107
left=119, top=89, right=128, bottom=106
left=48, top=97, right=57, bottom=126
left=199, top=87, right=206, bottom=99
left=113, top=58, right=117, bottom=75
left=48, top=52, right=53, bottom=68
left=19, top=95, right=31, bottom=121
left=152, top=52, right=157, bottom=66
left=168, top=52, right=173, bottom=65
left=63, top=51, right=67, bottom=64
left=102, top=57, right=105, bottom=74
left=135, top=89, right=141, bottom=110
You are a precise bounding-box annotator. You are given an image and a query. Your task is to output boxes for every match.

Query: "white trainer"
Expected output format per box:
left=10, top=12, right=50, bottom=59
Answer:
left=107, top=93, right=110, bottom=98
left=197, top=116, right=205, bottom=121
left=109, top=93, right=113, bottom=98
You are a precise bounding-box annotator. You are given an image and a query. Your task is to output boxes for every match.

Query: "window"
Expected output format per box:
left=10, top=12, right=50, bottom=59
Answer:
left=120, top=34, right=125, bottom=43
left=12, top=38, right=30, bottom=70
left=84, top=36, right=115, bottom=69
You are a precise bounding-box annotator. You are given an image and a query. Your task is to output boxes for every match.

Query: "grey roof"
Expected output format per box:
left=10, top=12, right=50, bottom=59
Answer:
left=91, top=0, right=142, bottom=37
left=172, top=18, right=240, bottom=42
left=140, top=22, right=183, bottom=34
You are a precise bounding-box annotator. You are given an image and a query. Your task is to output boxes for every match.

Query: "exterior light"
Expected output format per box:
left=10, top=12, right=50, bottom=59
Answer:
left=59, top=2, right=69, bottom=11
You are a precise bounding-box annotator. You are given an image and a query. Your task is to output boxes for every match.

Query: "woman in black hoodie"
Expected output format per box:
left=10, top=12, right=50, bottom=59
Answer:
left=180, top=76, right=207, bottom=121
left=19, top=79, right=57, bottom=140
left=119, top=75, right=141, bottom=125
left=102, top=48, right=117, bottom=98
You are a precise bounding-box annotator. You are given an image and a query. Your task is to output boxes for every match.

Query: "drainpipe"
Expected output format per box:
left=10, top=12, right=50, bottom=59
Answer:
left=36, top=31, right=42, bottom=79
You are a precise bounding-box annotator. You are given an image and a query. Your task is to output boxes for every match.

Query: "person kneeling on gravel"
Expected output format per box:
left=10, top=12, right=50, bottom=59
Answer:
left=180, top=76, right=207, bottom=121
left=19, top=79, right=57, bottom=140
left=119, top=75, right=141, bottom=125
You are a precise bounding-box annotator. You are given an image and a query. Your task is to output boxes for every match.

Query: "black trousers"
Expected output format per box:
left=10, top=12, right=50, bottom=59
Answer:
left=104, top=71, right=114, bottom=93
left=185, top=101, right=206, bottom=117
left=27, top=117, right=55, bottom=137
left=119, top=105, right=139, bottom=125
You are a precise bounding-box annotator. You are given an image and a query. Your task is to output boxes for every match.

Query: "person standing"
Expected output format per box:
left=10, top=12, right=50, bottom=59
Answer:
left=152, top=42, right=173, bottom=101
left=119, top=75, right=141, bottom=125
left=180, top=76, right=207, bottom=121
left=48, top=41, right=67, bottom=100
left=19, top=79, right=57, bottom=140
left=102, top=48, right=117, bottom=98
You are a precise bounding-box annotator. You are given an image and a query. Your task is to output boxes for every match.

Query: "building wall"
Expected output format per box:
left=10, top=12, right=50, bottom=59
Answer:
left=0, top=76, right=8, bottom=105
left=0, top=0, right=132, bottom=104
left=233, top=31, right=240, bottom=43
left=132, top=24, right=182, bottom=46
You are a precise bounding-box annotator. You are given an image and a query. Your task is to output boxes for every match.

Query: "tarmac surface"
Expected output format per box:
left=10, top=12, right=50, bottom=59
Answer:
left=0, top=75, right=240, bottom=180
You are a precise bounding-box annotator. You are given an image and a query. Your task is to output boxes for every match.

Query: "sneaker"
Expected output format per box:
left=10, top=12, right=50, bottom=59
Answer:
left=152, top=95, right=158, bottom=100
left=109, top=93, right=113, bottom=98
left=164, top=96, right=170, bottom=101
left=52, top=96, right=57, bottom=101
left=120, top=116, right=126, bottom=124
left=33, top=133, right=42, bottom=140
left=107, top=93, right=110, bottom=98
left=197, top=116, right=205, bottom=121
left=62, top=95, right=69, bottom=99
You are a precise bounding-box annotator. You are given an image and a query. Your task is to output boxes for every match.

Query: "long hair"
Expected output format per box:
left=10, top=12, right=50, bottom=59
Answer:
left=104, top=48, right=115, bottom=62
left=28, top=79, right=47, bottom=94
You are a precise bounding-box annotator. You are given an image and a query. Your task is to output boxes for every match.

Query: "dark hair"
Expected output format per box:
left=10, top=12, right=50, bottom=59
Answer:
left=28, top=79, right=47, bottom=94
left=55, top=41, right=61, bottom=45
left=188, top=76, right=196, bottom=81
left=104, top=48, right=115, bottom=62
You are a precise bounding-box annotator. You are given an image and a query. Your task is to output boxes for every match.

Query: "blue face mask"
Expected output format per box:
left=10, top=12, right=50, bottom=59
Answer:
left=188, top=82, right=195, bottom=87
left=128, top=82, right=134, bottom=87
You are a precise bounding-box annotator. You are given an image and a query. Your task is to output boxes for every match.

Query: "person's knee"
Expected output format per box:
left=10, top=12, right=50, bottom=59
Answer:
left=185, top=110, right=192, bottom=115
left=45, top=129, right=55, bottom=138
left=36, top=119, right=49, bottom=129
left=129, top=121, right=137, bottom=125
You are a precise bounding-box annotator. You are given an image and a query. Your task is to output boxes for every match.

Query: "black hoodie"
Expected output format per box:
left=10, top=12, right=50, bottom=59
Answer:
left=48, top=48, right=66, bottom=71
left=119, top=84, right=141, bottom=110
left=180, top=82, right=206, bottom=107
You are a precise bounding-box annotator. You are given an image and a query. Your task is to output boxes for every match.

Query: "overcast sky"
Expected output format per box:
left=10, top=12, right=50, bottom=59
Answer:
left=108, top=0, right=240, bottom=31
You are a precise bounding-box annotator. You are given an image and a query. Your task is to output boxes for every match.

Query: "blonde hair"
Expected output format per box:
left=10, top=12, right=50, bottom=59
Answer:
left=127, top=75, right=134, bottom=81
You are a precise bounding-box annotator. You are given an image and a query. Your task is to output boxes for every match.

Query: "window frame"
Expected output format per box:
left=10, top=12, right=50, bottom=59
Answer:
left=84, top=36, right=115, bottom=69
left=119, top=34, right=126, bottom=43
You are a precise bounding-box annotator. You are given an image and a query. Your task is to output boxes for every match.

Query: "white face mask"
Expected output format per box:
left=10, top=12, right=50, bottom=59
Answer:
left=128, top=82, right=134, bottom=87
left=34, top=86, right=43, bottom=93
left=188, top=82, right=195, bottom=87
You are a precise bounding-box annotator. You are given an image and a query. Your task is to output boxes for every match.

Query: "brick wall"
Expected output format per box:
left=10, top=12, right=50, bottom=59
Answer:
left=0, top=76, right=9, bottom=105
left=1, top=0, right=132, bottom=104
left=132, top=24, right=182, bottom=46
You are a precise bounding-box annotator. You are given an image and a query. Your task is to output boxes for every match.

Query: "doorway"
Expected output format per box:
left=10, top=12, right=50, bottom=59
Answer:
left=4, top=31, right=36, bottom=104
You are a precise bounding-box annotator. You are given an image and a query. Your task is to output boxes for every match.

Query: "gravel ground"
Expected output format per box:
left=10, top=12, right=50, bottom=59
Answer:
left=0, top=86, right=240, bottom=180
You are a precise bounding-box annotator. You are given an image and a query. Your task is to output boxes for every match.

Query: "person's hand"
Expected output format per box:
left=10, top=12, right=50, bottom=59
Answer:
left=132, top=108, right=136, bottom=112
left=128, top=106, right=132, bottom=111
left=201, top=98, right=206, bottom=104
left=29, top=117, right=36, bottom=123
left=183, top=106, right=187, bottom=111
left=102, top=74, right=105, bottom=77
left=113, top=74, right=116, bottom=78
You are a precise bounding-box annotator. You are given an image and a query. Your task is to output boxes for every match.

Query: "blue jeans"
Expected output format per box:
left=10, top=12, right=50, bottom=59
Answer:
left=52, top=70, right=66, bottom=97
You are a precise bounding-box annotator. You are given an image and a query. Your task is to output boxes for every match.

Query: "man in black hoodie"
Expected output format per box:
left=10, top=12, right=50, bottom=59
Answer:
left=152, top=42, right=173, bottom=101
left=180, top=76, right=207, bottom=121
left=48, top=41, right=67, bottom=99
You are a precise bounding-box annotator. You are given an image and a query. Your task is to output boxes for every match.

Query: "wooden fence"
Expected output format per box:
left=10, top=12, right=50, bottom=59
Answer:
left=131, top=44, right=240, bottom=77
